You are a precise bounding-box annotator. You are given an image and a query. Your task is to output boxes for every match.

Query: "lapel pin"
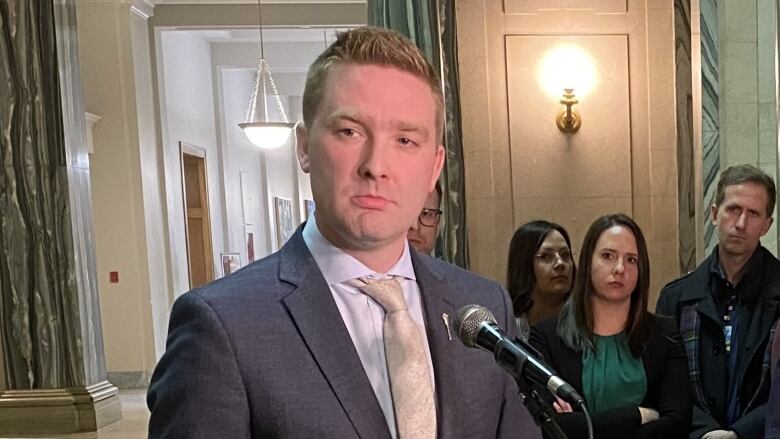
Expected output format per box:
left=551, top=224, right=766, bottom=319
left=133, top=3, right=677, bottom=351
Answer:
left=442, top=313, right=452, bottom=341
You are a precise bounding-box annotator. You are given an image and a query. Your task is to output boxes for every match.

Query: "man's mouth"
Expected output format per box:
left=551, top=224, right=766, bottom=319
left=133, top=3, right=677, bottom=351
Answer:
left=353, top=195, right=389, bottom=209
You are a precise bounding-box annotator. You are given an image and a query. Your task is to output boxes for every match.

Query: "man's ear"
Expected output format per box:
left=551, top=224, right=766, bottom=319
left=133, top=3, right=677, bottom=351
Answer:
left=710, top=203, right=718, bottom=224
left=762, top=216, right=774, bottom=236
left=296, top=123, right=310, bottom=173
left=429, top=144, right=445, bottom=192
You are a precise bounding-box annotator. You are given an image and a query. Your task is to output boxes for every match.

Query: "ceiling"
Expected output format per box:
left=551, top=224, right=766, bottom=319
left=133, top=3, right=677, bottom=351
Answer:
left=150, top=0, right=364, bottom=4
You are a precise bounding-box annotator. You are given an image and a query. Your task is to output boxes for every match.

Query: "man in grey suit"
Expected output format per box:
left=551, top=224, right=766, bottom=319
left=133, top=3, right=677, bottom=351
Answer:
left=147, top=27, right=539, bottom=438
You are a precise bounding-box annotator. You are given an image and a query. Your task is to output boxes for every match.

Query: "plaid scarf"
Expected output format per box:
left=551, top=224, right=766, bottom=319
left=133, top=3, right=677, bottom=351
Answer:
left=680, top=304, right=778, bottom=415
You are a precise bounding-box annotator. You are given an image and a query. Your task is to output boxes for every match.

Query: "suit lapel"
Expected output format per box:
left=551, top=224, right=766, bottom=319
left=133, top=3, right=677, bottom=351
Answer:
left=279, top=231, right=390, bottom=439
left=411, top=251, right=463, bottom=438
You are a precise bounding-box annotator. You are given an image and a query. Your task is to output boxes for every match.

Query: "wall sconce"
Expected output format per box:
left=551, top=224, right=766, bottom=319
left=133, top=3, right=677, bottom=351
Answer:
left=538, top=44, right=596, bottom=135
left=557, top=88, right=581, bottom=133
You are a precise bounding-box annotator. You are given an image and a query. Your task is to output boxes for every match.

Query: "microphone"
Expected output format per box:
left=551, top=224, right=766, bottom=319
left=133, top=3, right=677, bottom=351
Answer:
left=453, top=304, right=584, bottom=406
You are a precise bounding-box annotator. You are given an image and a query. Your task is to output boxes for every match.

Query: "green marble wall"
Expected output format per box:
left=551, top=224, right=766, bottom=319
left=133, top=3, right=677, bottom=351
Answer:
left=0, top=0, right=106, bottom=389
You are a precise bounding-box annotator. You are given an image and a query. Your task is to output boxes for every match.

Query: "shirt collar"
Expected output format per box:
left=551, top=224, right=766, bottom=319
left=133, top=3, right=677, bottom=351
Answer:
left=708, top=247, right=727, bottom=281
left=708, top=244, right=766, bottom=300
left=301, top=214, right=416, bottom=286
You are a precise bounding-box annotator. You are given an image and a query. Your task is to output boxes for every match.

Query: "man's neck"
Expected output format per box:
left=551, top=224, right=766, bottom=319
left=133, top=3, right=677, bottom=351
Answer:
left=316, top=221, right=407, bottom=273
left=341, top=243, right=407, bottom=273
left=718, top=246, right=757, bottom=285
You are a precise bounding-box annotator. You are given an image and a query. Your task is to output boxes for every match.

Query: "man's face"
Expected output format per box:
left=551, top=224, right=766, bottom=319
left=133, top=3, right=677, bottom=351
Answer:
left=712, top=182, right=773, bottom=258
left=297, top=64, right=445, bottom=253
left=407, top=189, right=440, bottom=254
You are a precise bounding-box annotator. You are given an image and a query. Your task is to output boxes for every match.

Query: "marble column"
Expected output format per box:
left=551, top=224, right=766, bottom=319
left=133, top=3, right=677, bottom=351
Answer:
left=0, top=0, right=120, bottom=433
left=675, top=0, right=697, bottom=274
left=700, top=0, right=720, bottom=255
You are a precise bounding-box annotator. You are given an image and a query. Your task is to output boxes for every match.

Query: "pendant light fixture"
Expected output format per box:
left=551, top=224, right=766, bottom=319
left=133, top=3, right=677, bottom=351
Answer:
left=238, top=0, right=295, bottom=149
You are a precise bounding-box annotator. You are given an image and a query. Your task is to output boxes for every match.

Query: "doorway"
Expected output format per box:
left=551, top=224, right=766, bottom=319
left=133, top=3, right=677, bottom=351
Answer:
left=180, top=142, right=214, bottom=288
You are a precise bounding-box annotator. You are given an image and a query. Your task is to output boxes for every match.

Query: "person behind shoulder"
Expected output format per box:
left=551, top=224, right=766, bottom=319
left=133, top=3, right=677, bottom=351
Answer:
left=407, top=181, right=443, bottom=255
left=147, top=26, right=540, bottom=439
left=530, top=213, right=692, bottom=439
left=506, top=220, right=576, bottom=341
left=656, top=164, right=780, bottom=439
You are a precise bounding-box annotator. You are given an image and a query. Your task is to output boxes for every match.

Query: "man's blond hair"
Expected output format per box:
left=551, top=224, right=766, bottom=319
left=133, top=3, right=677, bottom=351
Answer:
left=301, top=26, right=444, bottom=141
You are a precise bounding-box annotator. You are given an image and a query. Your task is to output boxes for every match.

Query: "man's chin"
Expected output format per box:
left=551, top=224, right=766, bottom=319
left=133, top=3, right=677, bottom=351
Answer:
left=721, top=242, right=758, bottom=257
left=344, top=227, right=407, bottom=250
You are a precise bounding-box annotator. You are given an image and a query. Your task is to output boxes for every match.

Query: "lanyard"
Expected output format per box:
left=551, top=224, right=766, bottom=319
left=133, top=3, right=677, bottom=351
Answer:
left=723, top=293, right=738, bottom=354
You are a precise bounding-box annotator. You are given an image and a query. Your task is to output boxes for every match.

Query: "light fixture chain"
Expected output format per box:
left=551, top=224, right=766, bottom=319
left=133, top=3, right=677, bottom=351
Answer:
left=244, top=59, right=264, bottom=123
left=261, top=60, right=289, bottom=123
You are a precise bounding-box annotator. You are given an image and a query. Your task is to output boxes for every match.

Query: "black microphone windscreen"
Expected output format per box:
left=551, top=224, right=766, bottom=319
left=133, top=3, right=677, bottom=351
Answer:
left=453, top=305, right=497, bottom=347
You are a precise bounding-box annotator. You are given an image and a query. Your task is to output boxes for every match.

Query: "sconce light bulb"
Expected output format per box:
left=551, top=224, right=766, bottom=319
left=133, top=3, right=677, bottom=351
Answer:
left=538, top=44, right=596, bottom=99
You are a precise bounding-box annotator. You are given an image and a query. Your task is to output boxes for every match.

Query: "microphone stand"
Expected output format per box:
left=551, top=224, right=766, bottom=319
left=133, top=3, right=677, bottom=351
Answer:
left=505, top=340, right=569, bottom=439
left=518, top=386, right=568, bottom=439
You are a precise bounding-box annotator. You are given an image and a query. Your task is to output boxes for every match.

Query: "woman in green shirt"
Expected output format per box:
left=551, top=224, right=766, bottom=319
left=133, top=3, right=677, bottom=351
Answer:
left=530, top=213, right=691, bottom=439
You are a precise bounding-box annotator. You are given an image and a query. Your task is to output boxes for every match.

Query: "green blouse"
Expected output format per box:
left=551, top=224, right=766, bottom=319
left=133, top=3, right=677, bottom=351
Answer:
left=582, top=333, right=647, bottom=413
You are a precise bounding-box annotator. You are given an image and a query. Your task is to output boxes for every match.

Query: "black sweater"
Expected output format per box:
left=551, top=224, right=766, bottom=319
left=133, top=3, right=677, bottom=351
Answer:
left=529, top=314, right=692, bottom=439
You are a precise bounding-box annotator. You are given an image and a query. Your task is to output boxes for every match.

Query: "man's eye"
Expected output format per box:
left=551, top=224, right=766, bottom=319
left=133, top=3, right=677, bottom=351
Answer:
left=338, top=128, right=358, bottom=137
left=398, top=137, right=416, bottom=146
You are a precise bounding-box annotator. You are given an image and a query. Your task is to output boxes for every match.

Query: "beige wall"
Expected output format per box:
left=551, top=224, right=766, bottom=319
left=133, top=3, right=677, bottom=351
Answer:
left=718, top=0, right=778, bottom=255
left=457, top=0, right=681, bottom=306
left=77, top=0, right=161, bottom=378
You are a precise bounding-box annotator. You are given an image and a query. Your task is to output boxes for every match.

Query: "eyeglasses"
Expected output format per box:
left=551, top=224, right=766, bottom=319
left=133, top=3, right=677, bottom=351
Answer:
left=418, top=208, right=443, bottom=227
left=534, top=249, right=573, bottom=264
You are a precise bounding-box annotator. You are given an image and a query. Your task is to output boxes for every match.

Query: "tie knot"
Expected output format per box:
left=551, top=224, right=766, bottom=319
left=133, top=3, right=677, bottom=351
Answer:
left=348, top=276, right=407, bottom=312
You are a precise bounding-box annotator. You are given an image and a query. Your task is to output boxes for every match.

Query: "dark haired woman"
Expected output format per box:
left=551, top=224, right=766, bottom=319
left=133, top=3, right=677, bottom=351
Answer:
left=530, top=213, right=691, bottom=439
left=507, top=220, right=575, bottom=340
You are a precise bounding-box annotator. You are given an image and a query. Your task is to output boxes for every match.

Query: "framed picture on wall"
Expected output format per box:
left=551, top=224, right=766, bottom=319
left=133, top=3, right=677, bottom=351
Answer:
left=221, top=253, right=241, bottom=277
left=245, top=226, right=255, bottom=263
left=274, top=197, right=295, bottom=249
left=304, top=199, right=315, bottom=221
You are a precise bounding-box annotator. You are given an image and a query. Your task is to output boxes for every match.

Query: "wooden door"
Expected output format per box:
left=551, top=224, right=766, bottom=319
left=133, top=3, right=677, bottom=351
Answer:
left=182, top=151, right=214, bottom=288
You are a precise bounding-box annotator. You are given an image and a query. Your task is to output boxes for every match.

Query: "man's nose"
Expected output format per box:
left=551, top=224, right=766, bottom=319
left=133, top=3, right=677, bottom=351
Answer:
left=357, top=140, right=388, bottom=179
left=735, top=212, right=747, bottom=229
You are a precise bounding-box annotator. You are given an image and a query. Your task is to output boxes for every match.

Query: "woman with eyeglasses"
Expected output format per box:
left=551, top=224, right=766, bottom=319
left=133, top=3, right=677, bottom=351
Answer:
left=506, top=220, right=575, bottom=341
left=529, top=213, right=691, bottom=439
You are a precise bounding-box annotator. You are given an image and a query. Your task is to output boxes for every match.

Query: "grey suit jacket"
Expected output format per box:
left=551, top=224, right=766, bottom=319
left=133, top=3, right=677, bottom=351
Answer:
left=147, top=228, right=540, bottom=438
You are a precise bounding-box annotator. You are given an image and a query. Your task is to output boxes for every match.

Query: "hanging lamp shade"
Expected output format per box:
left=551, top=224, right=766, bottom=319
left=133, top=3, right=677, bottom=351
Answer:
left=238, top=0, right=296, bottom=150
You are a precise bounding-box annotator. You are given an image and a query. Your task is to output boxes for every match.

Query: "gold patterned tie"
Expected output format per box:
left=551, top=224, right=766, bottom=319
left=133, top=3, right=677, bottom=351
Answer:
left=349, top=276, right=437, bottom=439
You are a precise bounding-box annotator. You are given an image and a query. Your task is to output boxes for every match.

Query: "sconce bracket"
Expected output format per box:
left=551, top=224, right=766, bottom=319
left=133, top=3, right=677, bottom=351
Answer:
left=556, top=109, right=581, bottom=134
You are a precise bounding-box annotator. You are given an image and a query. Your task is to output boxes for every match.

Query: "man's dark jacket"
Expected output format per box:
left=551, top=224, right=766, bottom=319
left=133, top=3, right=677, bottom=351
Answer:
left=656, top=246, right=780, bottom=439
left=147, top=228, right=539, bottom=438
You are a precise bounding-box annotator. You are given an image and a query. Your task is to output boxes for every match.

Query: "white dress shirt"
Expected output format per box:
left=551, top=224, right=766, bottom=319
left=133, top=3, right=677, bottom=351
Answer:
left=302, top=215, right=436, bottom=439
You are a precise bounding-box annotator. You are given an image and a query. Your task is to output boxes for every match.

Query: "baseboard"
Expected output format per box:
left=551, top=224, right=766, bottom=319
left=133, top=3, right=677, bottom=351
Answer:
left=0, top=380, right=121, bottom=434
left=107, top=370, right=152, bottom=389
